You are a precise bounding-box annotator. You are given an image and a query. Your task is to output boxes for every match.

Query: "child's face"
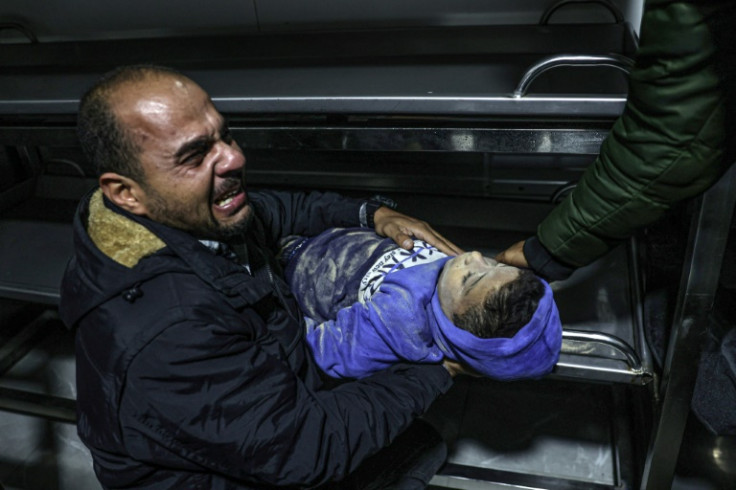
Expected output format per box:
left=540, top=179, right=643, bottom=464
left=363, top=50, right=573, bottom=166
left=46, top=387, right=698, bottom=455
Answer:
left=437, top=251, right=521, bottom=320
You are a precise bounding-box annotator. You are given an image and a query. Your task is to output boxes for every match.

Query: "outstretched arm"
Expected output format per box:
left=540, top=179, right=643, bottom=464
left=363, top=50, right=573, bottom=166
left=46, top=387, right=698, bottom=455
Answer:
left=496, top=0, right=735, bottom=281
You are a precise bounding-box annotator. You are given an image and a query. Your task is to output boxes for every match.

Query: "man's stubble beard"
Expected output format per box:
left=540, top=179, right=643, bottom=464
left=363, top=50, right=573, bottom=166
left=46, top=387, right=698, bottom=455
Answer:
left=215, top=209, right=254, bottom=240
left=142, top=183, right=254, bottom=241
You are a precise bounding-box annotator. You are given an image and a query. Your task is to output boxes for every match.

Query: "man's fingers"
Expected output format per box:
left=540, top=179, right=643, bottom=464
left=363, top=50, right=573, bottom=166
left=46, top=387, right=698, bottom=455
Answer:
left=495, top=240, right=529, bottom=268
left=410, top=227, right=463, bottom=256
left=373, top=207, right=463, bottom=255
left=434, top=235, right=464, bottom=256
left=395, top=232, right=414, bottom=250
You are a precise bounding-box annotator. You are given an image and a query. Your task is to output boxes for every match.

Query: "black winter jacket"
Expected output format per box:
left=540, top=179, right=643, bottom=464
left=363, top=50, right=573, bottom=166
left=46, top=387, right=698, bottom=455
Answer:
left=59, top=188, right=452, bottom=489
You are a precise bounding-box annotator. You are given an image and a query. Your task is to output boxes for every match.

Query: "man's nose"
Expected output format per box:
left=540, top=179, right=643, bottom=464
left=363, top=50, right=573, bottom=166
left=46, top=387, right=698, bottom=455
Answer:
left=214, top=141, right=245, bottom=176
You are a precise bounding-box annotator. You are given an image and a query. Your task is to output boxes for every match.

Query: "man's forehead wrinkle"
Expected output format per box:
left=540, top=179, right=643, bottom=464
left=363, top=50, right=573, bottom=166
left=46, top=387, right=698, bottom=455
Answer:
left=110, top=77, right=222, bottom=164
left=118, top=100, right=175, bottom=142
left=113, top=83, right=170, bottom=120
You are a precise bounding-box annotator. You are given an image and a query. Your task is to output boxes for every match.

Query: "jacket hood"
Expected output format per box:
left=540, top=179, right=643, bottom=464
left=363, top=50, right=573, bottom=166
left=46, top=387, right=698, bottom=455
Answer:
left=427, top=277, right=562, bottom=380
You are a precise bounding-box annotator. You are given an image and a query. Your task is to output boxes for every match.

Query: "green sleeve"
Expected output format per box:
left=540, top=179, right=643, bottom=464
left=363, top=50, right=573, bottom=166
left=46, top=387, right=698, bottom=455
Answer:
left=537, top=0, right=732, bottom=268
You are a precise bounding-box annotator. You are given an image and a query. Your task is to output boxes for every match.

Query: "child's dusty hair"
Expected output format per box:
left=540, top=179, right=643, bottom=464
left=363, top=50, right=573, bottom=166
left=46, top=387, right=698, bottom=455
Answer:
left=452, top=269, right=545, bottom=339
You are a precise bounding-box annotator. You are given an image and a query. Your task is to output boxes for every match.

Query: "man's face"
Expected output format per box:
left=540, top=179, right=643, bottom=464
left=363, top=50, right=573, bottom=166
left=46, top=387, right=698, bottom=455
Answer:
left=114, top=75, right=251, bottom=239
left=437, top=251, right=521, bottom=320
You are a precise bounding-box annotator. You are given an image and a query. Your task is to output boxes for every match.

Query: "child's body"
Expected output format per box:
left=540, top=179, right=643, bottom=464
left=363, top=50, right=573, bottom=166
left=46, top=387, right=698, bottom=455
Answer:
left=281, top=228, right=562, bottom=380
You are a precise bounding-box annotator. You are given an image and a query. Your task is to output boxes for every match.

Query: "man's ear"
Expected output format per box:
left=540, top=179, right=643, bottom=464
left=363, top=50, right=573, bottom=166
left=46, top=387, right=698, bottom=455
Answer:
left=99, top=172, right=149, bottom=216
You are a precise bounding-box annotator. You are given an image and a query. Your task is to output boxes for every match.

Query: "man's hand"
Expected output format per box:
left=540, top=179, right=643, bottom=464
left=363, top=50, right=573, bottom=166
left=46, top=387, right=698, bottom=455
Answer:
left=373, top=207, right=463, bottom=256
left=494, top=240, right=529, bottom=268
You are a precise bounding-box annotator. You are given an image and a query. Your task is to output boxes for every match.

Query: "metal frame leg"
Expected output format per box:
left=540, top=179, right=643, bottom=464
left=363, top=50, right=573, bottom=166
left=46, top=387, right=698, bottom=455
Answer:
left=640, top=163, right=736, bottom=489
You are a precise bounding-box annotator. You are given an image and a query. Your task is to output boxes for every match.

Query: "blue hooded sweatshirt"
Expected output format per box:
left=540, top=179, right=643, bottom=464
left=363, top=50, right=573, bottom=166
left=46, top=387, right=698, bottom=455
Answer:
left=283, top=228, right=562, bottom=380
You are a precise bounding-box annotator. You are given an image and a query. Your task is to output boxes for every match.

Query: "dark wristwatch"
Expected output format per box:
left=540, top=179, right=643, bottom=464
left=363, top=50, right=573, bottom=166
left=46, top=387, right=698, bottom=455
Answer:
left=360, top=194, right=398, bottom=228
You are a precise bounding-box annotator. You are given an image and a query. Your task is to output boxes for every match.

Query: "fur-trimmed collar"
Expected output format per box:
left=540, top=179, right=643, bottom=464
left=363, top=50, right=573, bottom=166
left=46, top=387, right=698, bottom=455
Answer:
left=87, top=189, right=165, bottom=268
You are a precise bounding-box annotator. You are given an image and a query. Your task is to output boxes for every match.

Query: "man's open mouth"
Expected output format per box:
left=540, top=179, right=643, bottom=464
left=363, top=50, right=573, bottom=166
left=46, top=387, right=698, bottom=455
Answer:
left=214, top=187, right=241, bottom=207
left=212, top=182, right=247, bottom=216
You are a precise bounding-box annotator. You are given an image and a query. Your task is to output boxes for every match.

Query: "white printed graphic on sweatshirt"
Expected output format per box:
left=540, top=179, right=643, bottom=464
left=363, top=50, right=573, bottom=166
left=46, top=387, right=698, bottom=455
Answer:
left=358, top=239, right=447, bottom=304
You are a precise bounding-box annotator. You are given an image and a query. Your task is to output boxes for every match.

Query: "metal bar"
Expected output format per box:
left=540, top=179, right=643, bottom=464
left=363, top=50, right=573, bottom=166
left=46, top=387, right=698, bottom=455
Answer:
left=0, top=310, right=55, bottom=375
left=0, top=127, right=78, bottom=146
left=0, top=387, right=76, bottom=424
left=0, top=22, right=38, bottom=43
left=238, top=127, right=609, bottom=154
left=513, top=54, right=633, bottom=99
left=639, top=163, right=736, bottom=489
left=0, top=125, right=610, bottom=154
left=626, top=238, right=656, bottom=384
left=552, top=362, right=651, bottom=385
left=434, top=462, right=618, bottom=489
left=540, top=0, right=625, bottom=25
left=0, top=94, right=629, bottom=118
left=562, top=329, right=643, bottom=372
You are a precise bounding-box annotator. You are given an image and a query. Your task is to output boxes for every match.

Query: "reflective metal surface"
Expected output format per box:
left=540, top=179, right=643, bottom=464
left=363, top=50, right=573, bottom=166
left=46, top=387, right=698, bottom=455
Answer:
left=640, top=163, right=736, bottom=489
left=0, top=0, right=642, bottom=42
left=0, top=303, right=96, bottom=490
left=548, top=242, right=653, bottom=385
left=562, top=329, right=643, bottom=372
left=0, top=69, right=628, bottom=118
left=513, top=53, right=633, bottom=98
left=425, top=376, right=628, bottom=489
left=236, top=127, right=609, bottom=154
left=0, top=221, right=73, bottom=304
left=0, top=19, right=635, bottom=118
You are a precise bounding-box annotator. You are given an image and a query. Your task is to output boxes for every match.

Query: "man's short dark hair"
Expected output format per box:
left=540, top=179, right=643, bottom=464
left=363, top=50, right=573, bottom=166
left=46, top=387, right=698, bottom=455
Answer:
left=453, top=269, right=546, bottom=339
left=77, top=64, right=182, bottom=181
